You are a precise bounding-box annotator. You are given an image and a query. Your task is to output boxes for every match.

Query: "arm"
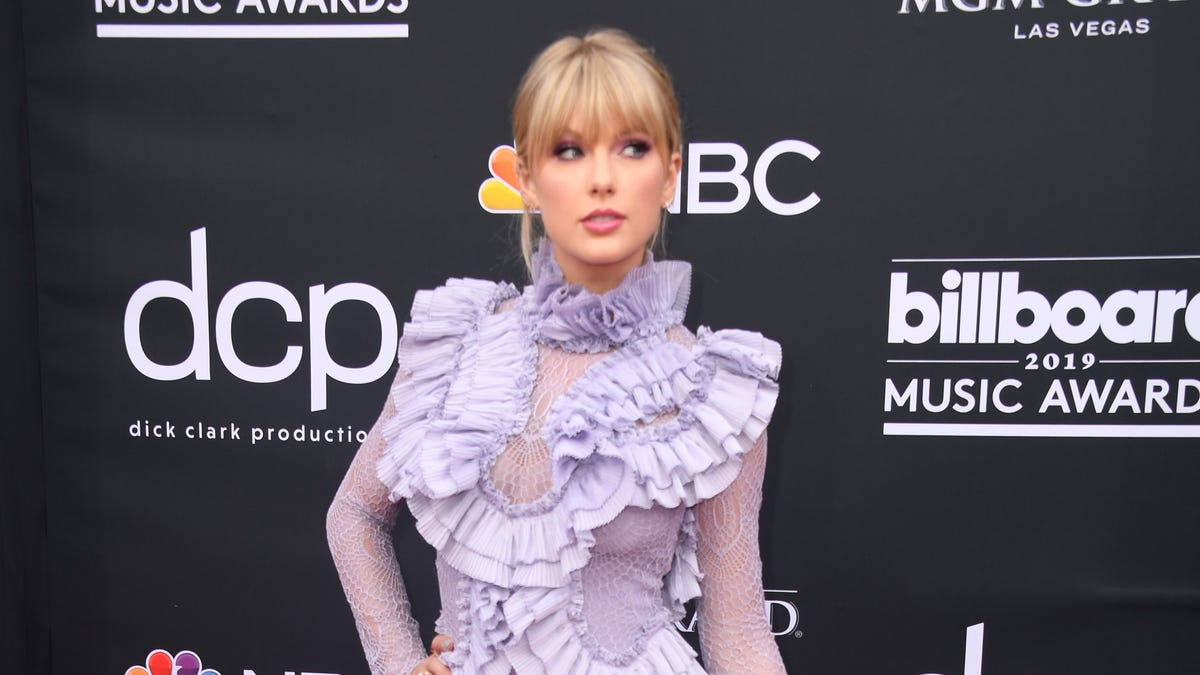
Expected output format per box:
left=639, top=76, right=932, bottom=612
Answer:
left=694, top=433, right=787, bottom=674
left=326, top=392, right=427, bottom=675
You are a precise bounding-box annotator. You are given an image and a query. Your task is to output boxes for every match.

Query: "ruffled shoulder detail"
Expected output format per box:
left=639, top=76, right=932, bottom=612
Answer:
left=375, top=275, right=618, bottom=593
left=376, top=277, right=522, bottom=502
left=375, top=276, right=635, bottom=594
left=545, top=326, right=782, bottom=510
left=532, top=327, right=780, bottom=627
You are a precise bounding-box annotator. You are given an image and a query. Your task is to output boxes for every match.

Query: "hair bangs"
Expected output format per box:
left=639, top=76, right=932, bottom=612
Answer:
left=511, top=29, right=683, bottom=275
left=522, top=40, right=675, bottom=170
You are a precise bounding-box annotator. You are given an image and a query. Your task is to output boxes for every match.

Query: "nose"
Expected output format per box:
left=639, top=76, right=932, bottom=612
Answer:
left=589, top=152, right=614, bottom=197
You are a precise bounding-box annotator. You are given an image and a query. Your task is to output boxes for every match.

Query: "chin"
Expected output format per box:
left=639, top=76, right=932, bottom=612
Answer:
left=578, top=242, right=644, bottom=266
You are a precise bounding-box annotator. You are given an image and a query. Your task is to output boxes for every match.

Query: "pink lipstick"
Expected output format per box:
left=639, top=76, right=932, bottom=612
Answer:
left=581, top=208, right=625, bottom=234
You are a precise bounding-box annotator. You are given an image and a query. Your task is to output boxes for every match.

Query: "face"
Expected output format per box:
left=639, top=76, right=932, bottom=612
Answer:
left=518, top=115, right=682, bottom=294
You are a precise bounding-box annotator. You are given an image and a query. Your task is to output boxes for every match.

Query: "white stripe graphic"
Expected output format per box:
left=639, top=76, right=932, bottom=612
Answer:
left=1099, top=359, right=1200, bottom=364
left=886, top=359, right=1020, bottom=364
left=883, top=423, right=1200, bottom=438
left=96, top=23, right=409, bottom=39
left=891, top=254, right=1200, bottom=263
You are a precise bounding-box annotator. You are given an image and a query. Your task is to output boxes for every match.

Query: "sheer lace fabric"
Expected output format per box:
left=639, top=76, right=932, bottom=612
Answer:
left=327, top=248, right=786, bottom=674
left=327, top=398, right=427, bottom=675
left=486, top=339, right=604, bottom=507
left=695, top=432, right=786, bottom=672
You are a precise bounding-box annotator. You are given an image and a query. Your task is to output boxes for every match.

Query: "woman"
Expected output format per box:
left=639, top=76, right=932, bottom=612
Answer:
left=327, top=29, right=787, bottom=675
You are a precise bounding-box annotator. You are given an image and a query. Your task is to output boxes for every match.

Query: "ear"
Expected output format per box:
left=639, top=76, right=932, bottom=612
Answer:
left=661, top=151, right=683, bottom=206
left=515, top=158, right=539, bottom=210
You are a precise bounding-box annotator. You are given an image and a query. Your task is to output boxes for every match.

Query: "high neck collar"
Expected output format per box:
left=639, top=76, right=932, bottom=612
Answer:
left=524, top=240, right=692, bottom=353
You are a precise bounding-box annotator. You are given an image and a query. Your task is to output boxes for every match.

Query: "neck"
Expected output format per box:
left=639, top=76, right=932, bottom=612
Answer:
left=552, top=248, right=646, bottom=295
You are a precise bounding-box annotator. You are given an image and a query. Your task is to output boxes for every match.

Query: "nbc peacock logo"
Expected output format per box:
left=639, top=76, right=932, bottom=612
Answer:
left=478, top=145, right=526, bottom=214
left=125, top=649, right=220, bottom=675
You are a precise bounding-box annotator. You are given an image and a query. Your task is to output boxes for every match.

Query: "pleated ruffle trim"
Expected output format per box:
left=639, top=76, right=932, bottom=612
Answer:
left=526, top=240, right=691, bottom=353
left=376, top=269, right=780, bottom=674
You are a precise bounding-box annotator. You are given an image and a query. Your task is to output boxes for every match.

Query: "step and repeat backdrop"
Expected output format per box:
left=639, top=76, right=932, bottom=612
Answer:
left=22, top=1, right=1200, bottom=674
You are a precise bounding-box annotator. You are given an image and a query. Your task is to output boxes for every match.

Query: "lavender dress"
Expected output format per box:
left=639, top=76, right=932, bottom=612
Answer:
left=327, top=244, right=787, bottom=674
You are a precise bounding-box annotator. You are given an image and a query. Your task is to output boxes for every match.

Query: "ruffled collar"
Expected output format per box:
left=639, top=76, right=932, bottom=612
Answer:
left=524, top=240, right=691, bottom=353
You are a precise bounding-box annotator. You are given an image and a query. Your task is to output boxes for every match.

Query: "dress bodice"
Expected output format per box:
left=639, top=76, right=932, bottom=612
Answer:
left=328, top=243, right=785, bottom=675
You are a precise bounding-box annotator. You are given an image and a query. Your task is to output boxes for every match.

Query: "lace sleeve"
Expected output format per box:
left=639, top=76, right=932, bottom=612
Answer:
left=694, top=433, right=787, bottom=674
left=326, top=389, right=427, bottom=675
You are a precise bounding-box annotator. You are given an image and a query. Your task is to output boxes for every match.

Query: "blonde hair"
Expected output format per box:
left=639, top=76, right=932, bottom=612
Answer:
left=512, top=28, right=682, bottom=274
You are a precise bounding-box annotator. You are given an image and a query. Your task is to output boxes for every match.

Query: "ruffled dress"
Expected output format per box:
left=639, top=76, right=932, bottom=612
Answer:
left=327, top=244, right=787, bottom=675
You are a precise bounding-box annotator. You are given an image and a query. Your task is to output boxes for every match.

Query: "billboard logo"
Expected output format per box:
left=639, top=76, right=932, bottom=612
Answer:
left=883, top=256, right=1200, bottom=438
left=126, top=649, right=220, bottom=675
left=888, top=270, right=1200, bottom=345
left=479, top=140, right=822, bottom=217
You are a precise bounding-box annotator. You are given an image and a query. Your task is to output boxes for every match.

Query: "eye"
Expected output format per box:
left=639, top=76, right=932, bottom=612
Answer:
left=553, top=143, right=582, bottom=160
left=620, top=139, right=652, bottom=158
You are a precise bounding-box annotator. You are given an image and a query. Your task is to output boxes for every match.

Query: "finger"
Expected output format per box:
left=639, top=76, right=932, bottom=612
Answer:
left=425, top=655, right=453, bottom=675
left=430, top=634, right=455, bottom=655
left=411, top=656, right=451, bottom=675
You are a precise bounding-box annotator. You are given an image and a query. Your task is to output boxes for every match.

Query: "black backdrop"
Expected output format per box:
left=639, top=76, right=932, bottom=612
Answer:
left=6, top=1, right=1200, bottom=674
left=2, top=0, right=50, bottom=672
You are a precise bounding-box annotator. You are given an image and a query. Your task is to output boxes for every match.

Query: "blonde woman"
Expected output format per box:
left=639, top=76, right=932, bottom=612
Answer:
left=327, top=29, right=788, bottom=675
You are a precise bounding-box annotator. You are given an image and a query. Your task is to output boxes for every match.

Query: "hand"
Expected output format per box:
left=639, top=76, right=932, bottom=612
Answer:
left=410, top=634, right=454, bottom=675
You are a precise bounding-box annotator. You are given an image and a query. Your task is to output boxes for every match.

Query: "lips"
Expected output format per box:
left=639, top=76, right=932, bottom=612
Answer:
left=581, top=209, right=625, bottom=234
